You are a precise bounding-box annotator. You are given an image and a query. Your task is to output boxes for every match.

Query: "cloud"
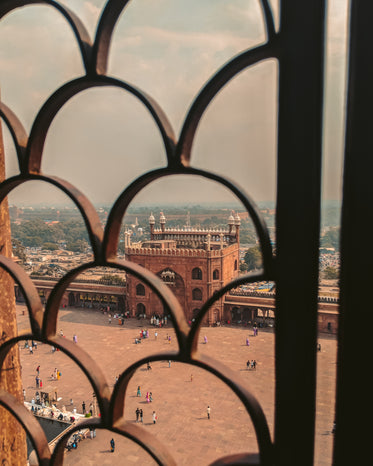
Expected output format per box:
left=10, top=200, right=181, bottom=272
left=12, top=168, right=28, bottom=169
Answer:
left=1, top=0, right=348, bottom=206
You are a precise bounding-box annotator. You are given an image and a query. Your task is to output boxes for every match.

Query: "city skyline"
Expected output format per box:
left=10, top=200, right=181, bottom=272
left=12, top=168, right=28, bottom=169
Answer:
left=1, top=0, right=348, bottom=207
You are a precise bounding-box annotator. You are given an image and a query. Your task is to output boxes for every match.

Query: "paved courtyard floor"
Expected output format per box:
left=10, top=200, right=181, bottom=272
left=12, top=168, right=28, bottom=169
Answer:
left=17, top=305, right=336, bottom=465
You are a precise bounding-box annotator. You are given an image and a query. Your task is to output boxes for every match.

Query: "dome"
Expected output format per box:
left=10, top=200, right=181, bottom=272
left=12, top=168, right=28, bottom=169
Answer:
left=160, top=212, right=166, bottom=223
left=149, top=213, right=155, bottom=224
left=228, top=211, right=235, bottom=224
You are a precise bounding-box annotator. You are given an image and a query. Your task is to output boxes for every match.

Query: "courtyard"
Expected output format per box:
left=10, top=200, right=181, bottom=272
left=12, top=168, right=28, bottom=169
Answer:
left=17, top=305, right=336, bottom=465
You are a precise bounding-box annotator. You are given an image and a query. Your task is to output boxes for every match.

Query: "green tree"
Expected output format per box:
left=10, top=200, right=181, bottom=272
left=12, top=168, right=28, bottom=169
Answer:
left=243, top=246, right=262, bottom=271
left=11, top=238, right=26, bottom=263
left=239, top=261, right=248, bottom=272
left=42, top=242, right=59, bottom=250
left=320, top=227, right=340, bottom=251
left=323, top=266, right=339, bottom=279
left=66, top=239, right=88, bottom=252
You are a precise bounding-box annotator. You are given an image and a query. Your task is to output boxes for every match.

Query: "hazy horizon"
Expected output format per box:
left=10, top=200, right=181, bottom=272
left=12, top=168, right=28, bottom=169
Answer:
left=1, top=0, right=348, bottom=208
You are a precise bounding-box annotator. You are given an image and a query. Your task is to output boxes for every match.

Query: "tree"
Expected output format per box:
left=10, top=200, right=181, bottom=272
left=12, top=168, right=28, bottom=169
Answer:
left=66, top=239, right=89, bottom=252
left=320, top=227, right=340, bottom=251
left=323, top=266, right=339, bottom=280
left=11, top=238, right=26, bottom=263
left=239, top=261, right=248, bottom=272
left=42, top=242, right=59, bottom=250
left=243, top=246, right=262, bottom=271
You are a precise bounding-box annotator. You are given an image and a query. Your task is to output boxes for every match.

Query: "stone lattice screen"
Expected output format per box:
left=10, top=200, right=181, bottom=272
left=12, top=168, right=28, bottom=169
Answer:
left=1, top=1, right=358, bottom=465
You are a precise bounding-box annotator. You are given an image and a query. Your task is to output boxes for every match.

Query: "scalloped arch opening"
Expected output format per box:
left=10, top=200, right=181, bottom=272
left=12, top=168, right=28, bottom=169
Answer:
left=109, top=0, right=267, bottom=134
left=1, top=121, right=20, bottom=178
left=122, top=360, right=257, bottom=465
left=62, top=428, right=159, bottom=465
left=42, top=86, right=167, bottom=206
left=0, top=4, right=84, bottom=133
left=7, top=180, right=96, bottom=271
left=196, top=294, right=275, bottom=438
left=17, top=337, right=107, bottom=418
left=191, top=59, right=278, bottom=206
left=117, top=174, right=268, bottom=326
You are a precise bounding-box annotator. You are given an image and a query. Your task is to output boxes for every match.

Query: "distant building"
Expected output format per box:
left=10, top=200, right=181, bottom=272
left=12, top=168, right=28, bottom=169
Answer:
left=125, top=211, right=241, bottom=325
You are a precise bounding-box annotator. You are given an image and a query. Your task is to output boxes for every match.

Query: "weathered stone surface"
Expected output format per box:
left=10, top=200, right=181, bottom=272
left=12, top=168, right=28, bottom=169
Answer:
left=0, top=112, right=27, bottom=463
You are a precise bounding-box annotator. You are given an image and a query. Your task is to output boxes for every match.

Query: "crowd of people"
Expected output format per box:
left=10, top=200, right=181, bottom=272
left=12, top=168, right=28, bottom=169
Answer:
left=20, top=310, right=263, bottom=458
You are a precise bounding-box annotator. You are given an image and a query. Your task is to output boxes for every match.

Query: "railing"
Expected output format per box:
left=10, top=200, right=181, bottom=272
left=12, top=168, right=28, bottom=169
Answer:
left=30, top=275, right=126, bottom=288
left=125, top=246, right=226, bottom=257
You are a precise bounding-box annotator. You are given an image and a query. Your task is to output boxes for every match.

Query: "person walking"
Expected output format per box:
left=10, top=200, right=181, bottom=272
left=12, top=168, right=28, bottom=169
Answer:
left=140, top=409, right=143, bottom=423
left=152, top=411, right=157, bottom=424
left=246, top=359, right=251, bottom=370
left=36, top=365, right=40, bottom=375
left=73, top=334, right=78, bottom=344
left=204, top=335, right=208, bottom=344
left=246, top=337, right=250, bottom=346
left=35, top=375, right=40, bottom=388
left=155, top=331, right=158, bottom=340
left=207, top=406, right=211, bottom=419
left=82, top=401, right=86, bottom=414
left=135, top=407, right=140, bottom=422
left=137, top=386, right=141, bottom=397
left=110, top=438, right=115, bottom=452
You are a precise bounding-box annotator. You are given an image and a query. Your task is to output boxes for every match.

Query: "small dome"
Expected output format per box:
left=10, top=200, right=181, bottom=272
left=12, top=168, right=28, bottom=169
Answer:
left=160, top=212, right=166, bottom=223
left=228, top=211, right=235, bottom=224
left=234, top=213, right=241, bottom=225
left=149, top=213, right=155, bottom=224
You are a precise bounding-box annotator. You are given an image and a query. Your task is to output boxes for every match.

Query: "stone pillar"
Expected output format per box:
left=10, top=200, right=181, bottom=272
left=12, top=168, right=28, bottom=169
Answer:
left=228, top=211, right=234, bottom=234
left=234, top=213, right=241, bottom=243
left=0, top=108, right=27, bottom=463
left=149, top=213, right=155, bottom=239
left=160, top=212, right=166, bottom=233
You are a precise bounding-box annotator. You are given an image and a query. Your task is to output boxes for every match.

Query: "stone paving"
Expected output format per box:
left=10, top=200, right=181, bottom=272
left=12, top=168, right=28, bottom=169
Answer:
left=16, top=304, right=336, bottom=465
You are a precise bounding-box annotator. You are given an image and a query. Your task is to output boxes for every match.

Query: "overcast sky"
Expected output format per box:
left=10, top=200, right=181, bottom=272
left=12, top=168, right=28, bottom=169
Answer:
left=0, top=0, right=348, bottom=208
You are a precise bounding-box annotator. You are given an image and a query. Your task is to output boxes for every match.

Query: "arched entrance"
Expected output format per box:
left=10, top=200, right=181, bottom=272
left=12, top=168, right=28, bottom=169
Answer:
left=231, top=307, right=241, bottom=323
left=242, top=307, right=254, bottom=323
left=136, top=303, right=146, bottom=317
left=68, top=292, right=76, bottom=307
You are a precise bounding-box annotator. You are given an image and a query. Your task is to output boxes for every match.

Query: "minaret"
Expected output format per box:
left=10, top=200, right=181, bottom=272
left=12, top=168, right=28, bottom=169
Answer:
left=228, top=211, right=235, bottom=235
left=124, top=230, right=132, bottom=247
left=160, top=211, right=166, bottom=233
left=149, top=212, right=155, bottom=239
left=234, top=212, right=241, bottom=243
left=220, top=232, right=224, bottom=249
left=206, top=233, right=211, bottom=251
